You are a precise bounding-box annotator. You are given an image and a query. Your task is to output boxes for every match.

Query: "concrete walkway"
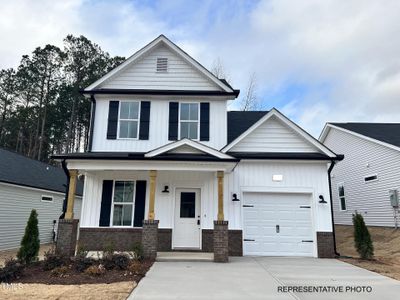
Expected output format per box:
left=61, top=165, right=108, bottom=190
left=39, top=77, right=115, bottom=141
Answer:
left=129, top=257, right=400, bottom=300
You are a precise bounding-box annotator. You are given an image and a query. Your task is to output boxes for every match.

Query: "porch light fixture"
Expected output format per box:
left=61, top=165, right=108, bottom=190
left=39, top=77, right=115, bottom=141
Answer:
left=162, top=185, right=169, bottom=193
left=232, top=193, right=240, bottom=202
left=319, top=195, right=327, bottom=204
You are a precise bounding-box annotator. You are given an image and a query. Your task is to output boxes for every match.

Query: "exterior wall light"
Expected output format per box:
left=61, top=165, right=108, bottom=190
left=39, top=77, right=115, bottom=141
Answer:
left=319, top=195, right=327, bottom=204
left=232, top=193, right=240, bottom=201
left=162, top=185, right=169, bottom=193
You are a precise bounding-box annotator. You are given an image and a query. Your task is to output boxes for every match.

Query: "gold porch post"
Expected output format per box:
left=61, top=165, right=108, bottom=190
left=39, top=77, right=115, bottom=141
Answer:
left=217, top=171, right=224, bottom=221
left=65, top=169, right=78, bottom=220
left=148, top=170, right=157, bottom=220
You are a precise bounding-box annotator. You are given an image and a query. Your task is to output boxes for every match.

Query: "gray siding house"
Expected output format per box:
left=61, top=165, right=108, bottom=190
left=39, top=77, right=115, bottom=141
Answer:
left=0, top=148, right=82, bottom=251
left=320, top=123, right=400, bottom=227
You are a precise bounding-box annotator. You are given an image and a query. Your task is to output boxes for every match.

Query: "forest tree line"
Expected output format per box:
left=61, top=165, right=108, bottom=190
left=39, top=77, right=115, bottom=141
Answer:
left=0, top=35, right=125, bottom=163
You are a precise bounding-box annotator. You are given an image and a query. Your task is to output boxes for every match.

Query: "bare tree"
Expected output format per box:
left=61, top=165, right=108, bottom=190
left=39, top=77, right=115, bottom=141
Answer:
left=210, top=57, right=230, bottom=82
left=239, top=72, right=259, bottom=111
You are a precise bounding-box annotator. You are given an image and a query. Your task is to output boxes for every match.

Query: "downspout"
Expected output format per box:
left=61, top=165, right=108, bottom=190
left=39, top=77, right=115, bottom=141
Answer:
left=87, top=95, right=96, bottom=152
left=60, top=159, right=70, bottom=220
left=328, top=159, right=340, bottom=257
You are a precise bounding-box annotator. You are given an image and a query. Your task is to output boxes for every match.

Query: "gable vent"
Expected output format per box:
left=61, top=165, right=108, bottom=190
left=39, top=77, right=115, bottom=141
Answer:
left=156, top=57, right=168, bottom=72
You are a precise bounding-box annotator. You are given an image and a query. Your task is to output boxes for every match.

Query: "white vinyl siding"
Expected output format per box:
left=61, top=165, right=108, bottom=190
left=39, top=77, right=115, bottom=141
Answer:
left=324, top=127, right=400, bottom=227
left=0, top=183, right=82, bottom=251
left=100, top=44, right=220, bottom=91
left=92, top=96, right=227, bottom=152
left=230, top=115, right=318, bottom=153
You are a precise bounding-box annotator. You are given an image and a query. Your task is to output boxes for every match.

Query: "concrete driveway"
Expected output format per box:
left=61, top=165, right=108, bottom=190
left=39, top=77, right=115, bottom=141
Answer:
left=129, top=257, right=400, bottom=300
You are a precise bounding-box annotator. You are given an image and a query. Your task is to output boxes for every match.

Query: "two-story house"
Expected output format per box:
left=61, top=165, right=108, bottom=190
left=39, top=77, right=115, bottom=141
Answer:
left=54, top=35, right=342, bottom=262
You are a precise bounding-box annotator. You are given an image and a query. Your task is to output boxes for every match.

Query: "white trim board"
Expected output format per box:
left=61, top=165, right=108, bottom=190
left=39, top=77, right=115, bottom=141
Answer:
left=0, top=181, right=83, bottom=198
left=145, top=138, right=234, bottom=159
left=222, top=108, right=337, bottom=157
left=320, top=123, right=400, bottom=153
left=85, top=35, right=233, bottom=93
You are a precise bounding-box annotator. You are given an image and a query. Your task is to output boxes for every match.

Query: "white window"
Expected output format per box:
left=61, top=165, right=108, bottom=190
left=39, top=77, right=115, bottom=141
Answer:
left=41, top=195, right=53, bottom=202
left=338, top=183, right=346, bottom=211
left=179, top=103, right=199, bottom=140
left=364, top=174, right=378, bottom=183
left=118, top=101, right=140, bottom=139
left=112, top=181, right=135, bottom=226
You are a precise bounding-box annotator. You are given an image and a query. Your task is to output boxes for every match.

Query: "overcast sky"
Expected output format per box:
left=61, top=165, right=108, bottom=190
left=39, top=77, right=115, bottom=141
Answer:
left=1, top=0, right=399, bottom=136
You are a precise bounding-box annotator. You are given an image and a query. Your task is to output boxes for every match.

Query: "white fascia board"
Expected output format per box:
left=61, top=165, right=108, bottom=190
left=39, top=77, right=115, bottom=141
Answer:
left=85, top=35, right=233, bottom=93
left=318, top=123, right=331, bottom=143
left=222, top=108, right=337, bottom=157
left=0, top=181, right=82, bottom=198
left=145, top=138, right=234, bottom=159
left=321, top=124, right=400, bottom=153
left=66, top=159, right=237, bottom=172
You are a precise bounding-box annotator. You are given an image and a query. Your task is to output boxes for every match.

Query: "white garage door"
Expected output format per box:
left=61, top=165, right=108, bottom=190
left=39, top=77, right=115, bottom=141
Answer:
left=243, top=192, right=314, bottom=256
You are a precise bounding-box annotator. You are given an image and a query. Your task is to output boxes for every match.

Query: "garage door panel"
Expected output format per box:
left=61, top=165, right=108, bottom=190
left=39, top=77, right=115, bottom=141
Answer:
left=243, top=192, right=314, bottom=257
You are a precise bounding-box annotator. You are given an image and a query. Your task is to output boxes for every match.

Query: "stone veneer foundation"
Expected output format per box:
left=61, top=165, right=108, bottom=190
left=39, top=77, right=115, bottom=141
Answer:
left=213, top=220, right=229, bottom=262
left=56, top=219, right=79, bottom=257
left=317, top=231, right=335, bottom=258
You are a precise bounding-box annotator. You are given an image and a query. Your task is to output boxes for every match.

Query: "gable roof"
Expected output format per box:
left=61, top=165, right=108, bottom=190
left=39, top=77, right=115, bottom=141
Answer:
left=0, top=148, right=83, bottom=195
left=320, top=123, right=400, bottom=152
left=222, top=108, right=338, bottom=158
left=227, top=111, right=268, bottom=143
left=84, top=35, right=239, bottom=97
left=145, top=138, right=234, bottom=160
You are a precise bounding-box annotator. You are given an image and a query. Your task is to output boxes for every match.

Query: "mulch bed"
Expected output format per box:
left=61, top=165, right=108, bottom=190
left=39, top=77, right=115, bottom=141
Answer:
left=14, top=260, right=154, bottom=285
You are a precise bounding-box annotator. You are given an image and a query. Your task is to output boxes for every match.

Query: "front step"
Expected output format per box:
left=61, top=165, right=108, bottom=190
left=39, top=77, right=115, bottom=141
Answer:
left=157, top=251, right=213, bottom=262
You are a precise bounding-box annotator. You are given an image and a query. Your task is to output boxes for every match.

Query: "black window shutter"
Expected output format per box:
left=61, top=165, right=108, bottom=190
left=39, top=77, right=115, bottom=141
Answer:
left=107, top=101, right=119, bottom=139
left=139, top=101, right=151, bottom=140
left=134, top=181, right=147, bottom=227
left=99, top=180, right=113, bottom=227
left=168, top=102, right=179, bottom=140
left=200, top=102, right=210, bottom=141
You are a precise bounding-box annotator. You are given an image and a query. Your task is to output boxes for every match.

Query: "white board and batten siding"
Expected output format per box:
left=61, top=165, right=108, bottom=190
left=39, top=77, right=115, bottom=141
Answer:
left=92, top=96, right=228, bottom=152
left=323, top=127, right=400, bottom=227
left=100, top=44, right=221, bottom=91
left=229, top=116, right=316, bottom=153
left=80, top=161, right=332, bottom=233
left=0, top=183, right=82, bottom=251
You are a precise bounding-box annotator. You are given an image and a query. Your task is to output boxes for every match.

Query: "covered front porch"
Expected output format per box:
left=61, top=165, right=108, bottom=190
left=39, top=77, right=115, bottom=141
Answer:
left=58, top=156, right=240, bottom=262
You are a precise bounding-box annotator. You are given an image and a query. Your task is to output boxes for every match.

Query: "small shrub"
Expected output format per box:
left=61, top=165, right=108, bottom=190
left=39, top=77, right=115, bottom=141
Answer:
left=0, top=259, right=24, bottom=282
left=84, top=264, right=105, bottom=276
left=127, top=261, right=147, bottom=276
left=112, top=253, right=130, bottom=270
left=353, top=212, right=374, bottom=259
left=51, top=266, right=69, bottom=277
left=43, top=249, right=65, bottom=271
left=73, top=255, right=96, bottom=272
left=131, top=243, right=144, bottom=260
left=76, top=245, right=88, bottom=257
left=17, top=209, right=40, bottom=264
left=103, top=241, right=115, bottom=260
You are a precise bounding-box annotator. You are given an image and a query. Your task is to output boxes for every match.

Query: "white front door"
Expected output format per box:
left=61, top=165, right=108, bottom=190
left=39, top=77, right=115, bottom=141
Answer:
left=173, top=188, right=201, bottom=249
left=243, top=192, right=314, bottom=256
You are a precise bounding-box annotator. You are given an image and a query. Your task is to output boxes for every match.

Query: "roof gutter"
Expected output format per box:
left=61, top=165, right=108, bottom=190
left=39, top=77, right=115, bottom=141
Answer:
left=60, top=159, right=69, bottom=220
left=328, top=157, right=343, bottom=257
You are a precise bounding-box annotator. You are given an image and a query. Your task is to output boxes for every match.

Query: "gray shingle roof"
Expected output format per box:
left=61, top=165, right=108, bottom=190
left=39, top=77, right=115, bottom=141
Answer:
left=330, top=123, right=400, bottom=148
left=0, top=148, right=83, bottom=195
left=227, top=111, right=268, bottom=143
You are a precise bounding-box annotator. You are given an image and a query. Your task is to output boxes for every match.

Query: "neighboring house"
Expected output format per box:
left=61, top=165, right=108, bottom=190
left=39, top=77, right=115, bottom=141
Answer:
left=0, top=148, right=83, bottom=251
left=53, top=35, right=342, bottom=259
left=320, top=123, right=400, bottom=227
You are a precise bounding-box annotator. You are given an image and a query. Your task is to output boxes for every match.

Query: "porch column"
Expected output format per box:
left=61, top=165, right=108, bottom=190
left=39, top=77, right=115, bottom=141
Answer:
left=148, top=170, right=157, bottom=220
left=142, top=170, right=159, bottom=259
left=65, top=169, right=78, bottom=220
left=214, top=170, right=228, bottom=262
left=217, top=171, right=224, bottom=221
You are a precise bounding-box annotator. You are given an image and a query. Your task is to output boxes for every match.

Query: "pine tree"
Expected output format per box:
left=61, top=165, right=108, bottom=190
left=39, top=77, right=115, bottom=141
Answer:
left=17, top=209, right=40, bottom=264
left=352, top=212, right=374, bottom=259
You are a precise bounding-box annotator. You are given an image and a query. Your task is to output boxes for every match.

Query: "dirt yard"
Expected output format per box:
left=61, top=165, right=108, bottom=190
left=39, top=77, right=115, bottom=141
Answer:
left=0, top=281, right=135, bottom=300
left=336, top=224, right=400, bottom=280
